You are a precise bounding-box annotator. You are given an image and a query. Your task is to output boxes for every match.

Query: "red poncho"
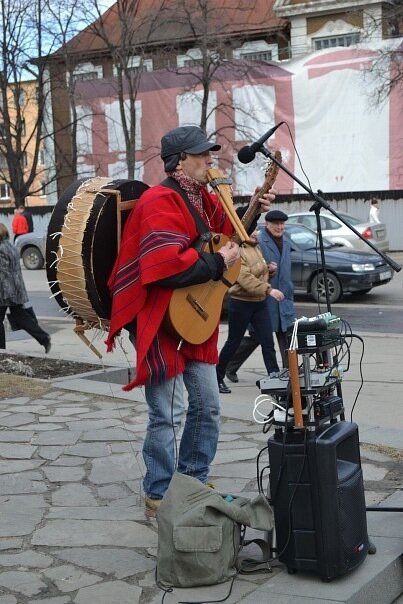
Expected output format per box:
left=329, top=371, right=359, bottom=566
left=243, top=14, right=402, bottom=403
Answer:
left=106, top=184, right=234, bottom=389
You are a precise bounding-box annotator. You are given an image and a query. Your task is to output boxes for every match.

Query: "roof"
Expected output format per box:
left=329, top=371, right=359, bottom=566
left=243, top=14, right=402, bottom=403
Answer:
left=54, top=0, right=285, bottom=58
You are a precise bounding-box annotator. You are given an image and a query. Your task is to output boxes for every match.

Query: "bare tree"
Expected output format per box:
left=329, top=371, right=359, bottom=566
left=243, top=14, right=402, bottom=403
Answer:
left=0, top=0, right=90, bottom=206
left=73, top=0, right=173, bottom=179
left=161, top=0, right=283, bottom=167
left=0, top=0, right=49, bottom=205
left=42, top=0, right=90, bottom=183
left=362, top=2, right=403, bottom=105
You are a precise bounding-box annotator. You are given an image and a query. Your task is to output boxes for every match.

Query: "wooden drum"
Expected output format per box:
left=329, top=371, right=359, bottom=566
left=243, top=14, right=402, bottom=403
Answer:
left=46, top=177, right=149, bottom=328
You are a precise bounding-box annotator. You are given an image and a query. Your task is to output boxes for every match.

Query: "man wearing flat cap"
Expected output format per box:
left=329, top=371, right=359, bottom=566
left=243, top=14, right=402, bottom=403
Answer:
left=258, top=210, right=295, bottom=367
left=107, top=125, right=275, bottom=518
left=225, top=209, right=295, bottom=380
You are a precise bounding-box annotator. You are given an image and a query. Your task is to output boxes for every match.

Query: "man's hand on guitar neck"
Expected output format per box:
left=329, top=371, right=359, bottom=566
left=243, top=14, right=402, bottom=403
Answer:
left=251, top=187, right=276, bottom=214
left=218, top=241, right=241, bottom=269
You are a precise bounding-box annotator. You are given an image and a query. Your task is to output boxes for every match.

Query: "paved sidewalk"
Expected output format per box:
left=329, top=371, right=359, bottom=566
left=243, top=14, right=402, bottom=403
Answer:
left=0, top=375, right=401, bottom=604
left=0, top=320, right=402, bottom=603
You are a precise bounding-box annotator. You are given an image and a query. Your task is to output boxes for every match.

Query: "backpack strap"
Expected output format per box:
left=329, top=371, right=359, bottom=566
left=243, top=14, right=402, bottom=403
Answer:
left=237, top=536, right=273, bottom=574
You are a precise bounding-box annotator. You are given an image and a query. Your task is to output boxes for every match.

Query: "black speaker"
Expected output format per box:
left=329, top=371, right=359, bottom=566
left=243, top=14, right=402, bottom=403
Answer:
left=268, top=421, right=369, bottom=581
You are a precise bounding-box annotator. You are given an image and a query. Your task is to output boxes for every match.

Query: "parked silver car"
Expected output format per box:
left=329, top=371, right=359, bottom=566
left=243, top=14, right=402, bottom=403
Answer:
left=287, top=211, right=389, bottom=252
left=14, top=232, right=46, bottom=270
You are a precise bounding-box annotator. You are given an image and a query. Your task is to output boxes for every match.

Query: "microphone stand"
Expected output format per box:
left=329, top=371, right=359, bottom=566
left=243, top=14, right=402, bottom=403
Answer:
left=258, top=145, right=401, bottom=306
left=258, top=144, right=402, bottom=516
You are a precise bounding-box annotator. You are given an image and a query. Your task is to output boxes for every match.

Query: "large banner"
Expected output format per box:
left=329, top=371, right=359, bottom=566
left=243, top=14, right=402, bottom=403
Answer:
left=73, top=43, right=403, bottom=195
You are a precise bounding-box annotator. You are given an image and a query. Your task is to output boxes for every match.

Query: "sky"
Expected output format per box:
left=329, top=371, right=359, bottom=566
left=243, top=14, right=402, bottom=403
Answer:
left=98, top=0, right=115, bottom=10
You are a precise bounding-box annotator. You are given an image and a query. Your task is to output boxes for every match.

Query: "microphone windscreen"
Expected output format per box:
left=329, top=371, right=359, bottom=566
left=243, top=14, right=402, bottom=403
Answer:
left=237, top=146, right=255, bottom=164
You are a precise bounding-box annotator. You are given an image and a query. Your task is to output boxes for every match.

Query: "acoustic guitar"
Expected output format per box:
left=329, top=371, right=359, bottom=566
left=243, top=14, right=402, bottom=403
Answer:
left=166, top=150, right=282, bottom=345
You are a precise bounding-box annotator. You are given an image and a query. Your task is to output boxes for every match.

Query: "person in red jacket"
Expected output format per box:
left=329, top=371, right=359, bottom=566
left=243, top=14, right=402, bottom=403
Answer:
left=107, top=126, right=275, bottom=518
left=11, top=206, right=29, bottom=242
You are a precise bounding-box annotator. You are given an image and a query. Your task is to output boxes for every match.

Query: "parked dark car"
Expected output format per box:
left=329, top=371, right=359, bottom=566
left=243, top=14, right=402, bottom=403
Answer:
left=14, top=232, right=46, bottom=270
left=285, top=223, right=393, bottom=303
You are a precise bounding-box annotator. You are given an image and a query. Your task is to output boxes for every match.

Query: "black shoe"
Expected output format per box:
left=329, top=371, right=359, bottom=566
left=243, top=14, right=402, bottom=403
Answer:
left=218, top=378, right=231, bottom=394
left=226, top=371, right=239, bottom=383
left=44, top=338, right=51, bottom=354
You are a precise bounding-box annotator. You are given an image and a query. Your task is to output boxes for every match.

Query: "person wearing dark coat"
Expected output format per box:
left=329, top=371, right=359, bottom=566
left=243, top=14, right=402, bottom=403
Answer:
left=0, top=223, right=51, bottom=352
left=22, top=206, right=34, bottom=232
left=216, top=230, right=284, bottom=394
left=225, top=210, right=295, bottom=381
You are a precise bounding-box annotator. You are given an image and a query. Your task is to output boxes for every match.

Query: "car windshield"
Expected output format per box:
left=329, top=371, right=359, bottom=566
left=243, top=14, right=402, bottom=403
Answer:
left=338, top=213, right=362, bottom=226
left=286, top=224, right=333, bottom=250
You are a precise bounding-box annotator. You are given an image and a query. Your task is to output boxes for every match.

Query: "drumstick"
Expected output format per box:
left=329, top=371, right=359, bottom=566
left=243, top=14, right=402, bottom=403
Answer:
left=288, top=349, right=304, bottom=428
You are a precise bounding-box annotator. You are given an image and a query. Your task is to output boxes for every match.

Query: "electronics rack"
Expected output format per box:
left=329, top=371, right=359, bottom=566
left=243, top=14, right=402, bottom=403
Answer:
left=257, top=313, right=345, bottom=431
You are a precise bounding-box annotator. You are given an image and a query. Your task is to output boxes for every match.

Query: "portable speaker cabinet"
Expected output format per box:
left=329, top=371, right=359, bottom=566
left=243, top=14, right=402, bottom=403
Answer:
left=268, top=421, right=369, bottom=581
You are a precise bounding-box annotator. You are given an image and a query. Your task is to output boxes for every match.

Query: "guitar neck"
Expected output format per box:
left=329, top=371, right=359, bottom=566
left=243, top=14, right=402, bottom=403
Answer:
left=233, top=196, right=261, bottom=244
left=233, top=150, right=281, bottom=244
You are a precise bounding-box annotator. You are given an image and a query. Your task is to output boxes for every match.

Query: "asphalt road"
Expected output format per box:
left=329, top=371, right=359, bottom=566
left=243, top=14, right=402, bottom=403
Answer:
left=22, top=252, right=403, bottom=335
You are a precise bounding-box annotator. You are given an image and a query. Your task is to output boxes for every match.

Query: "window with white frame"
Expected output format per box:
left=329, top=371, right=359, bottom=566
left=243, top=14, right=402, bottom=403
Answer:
left=310, top=20, right=361, bottom=52
left=177, top=48, right=219, bottom=68
left=0, top=183, right=10, bottom=199
left=233, top=40, right=278, bottom=63
left=105, top=99, right=142, bottom=152
left=177, top=90, right=217, bottom=142
left=314, top=32, right=360, bottom=50
left=75, top=105, right=93, bottom=155
left=177, top=48, right=202, bottom=68
left=71, top=63, right=103, bottom=85
left=113, top=56, right=153, bottom=76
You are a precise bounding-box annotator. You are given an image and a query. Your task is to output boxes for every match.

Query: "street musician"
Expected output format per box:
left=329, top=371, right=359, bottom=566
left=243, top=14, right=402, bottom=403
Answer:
left=106, top=125, right=274, bottom=518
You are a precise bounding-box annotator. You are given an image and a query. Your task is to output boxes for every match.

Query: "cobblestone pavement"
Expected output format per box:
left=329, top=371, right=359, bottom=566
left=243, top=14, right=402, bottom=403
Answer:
left=0, top=379, right=401, bottom=604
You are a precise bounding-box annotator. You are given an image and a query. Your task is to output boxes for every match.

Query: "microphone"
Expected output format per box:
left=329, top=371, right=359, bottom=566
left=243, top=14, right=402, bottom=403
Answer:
left=237, top=122, right=284, bottom=164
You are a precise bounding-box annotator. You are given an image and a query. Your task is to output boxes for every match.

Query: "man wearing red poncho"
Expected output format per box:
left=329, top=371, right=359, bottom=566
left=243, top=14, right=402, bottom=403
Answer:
left=107, top=126, right=274, bottom=518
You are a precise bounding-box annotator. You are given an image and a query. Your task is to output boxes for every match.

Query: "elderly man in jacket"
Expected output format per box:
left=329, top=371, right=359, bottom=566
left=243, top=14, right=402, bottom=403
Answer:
left=225, top=210, right=295, bottom=381
left=257, top=210, right=295, bottom=368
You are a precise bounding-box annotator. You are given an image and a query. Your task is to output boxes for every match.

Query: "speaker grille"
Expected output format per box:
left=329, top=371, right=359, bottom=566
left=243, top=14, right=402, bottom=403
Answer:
left=337, top=464, right=368, bottom=571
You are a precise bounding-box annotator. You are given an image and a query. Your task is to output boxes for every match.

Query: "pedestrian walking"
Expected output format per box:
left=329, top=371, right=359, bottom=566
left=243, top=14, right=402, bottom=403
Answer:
left=369, top=198, right=381, bottom=224
left=0, top=223, right=51, bottom=352
left=216, top=230, right=284, bottom=394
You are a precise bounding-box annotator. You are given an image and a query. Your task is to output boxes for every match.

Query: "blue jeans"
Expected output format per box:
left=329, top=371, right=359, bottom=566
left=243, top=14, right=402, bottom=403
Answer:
left=143, top=361, right=221, bottom=499
left=217, top=297, right=279, bottom=378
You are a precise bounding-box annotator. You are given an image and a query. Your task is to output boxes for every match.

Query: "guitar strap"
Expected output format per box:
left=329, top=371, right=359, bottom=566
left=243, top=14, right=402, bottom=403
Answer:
left=161, top=177, right=213, bottom=252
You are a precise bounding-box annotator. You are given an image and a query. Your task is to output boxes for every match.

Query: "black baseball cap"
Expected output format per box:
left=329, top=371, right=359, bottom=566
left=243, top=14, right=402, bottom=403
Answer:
left=265, top=210, right=288, bottom=222
left=161, top=126, right=221, bottom=171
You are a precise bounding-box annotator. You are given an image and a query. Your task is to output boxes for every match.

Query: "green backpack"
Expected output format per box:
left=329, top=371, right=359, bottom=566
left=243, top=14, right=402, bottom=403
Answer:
left=156, top=472, right=274, bottom=588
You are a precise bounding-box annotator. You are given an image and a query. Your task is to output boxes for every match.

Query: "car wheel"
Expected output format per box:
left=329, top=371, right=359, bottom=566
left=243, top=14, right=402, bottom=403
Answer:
left=310, top=272, right=342, bottom=303
left=22, top=246, right=44, bottom=270
left=353, top=288, right=372, bottom=295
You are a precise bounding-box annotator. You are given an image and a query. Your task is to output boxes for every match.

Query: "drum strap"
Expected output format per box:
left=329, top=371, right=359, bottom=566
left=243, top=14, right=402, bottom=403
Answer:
left=160, top=177, right=212, bottom=251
